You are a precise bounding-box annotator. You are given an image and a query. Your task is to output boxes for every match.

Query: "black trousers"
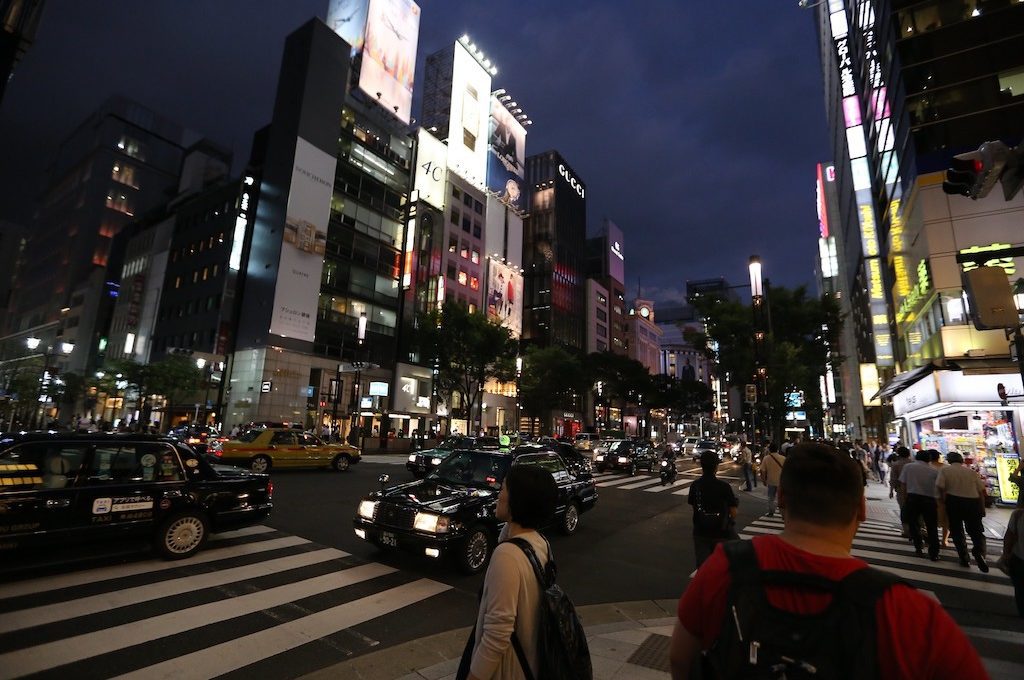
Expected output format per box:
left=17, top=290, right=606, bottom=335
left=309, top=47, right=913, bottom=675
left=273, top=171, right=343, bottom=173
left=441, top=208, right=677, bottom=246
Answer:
left=945, top=495, right=986, bottom=560
left=1010, top=554, right=1024, bottom=618
left=905, top=493, right=939, bottom=559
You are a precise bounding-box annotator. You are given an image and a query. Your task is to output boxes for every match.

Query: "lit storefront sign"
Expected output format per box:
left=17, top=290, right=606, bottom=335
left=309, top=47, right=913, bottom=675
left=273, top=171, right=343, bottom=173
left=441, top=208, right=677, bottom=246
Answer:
left=896, top=259, right=932, bottom=324
left=959, top=243, right=1017, bottom=275
left=230, top=175, right=255, bottom=271
left=816, top=163, right=831, bottom=238
left=558, top=163, right=585, bottom=198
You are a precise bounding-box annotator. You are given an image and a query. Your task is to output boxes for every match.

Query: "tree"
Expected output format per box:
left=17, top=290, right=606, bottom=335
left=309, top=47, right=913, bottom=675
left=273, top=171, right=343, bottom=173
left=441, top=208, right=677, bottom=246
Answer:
left=520, top=346, right=588, bottom=433
left=690, top=285, right=844, bottom=441
left=585, top=351, right=653, bottom=436
left=414, top=301, right=518, bottom=433
left=147, top=355, right=203, bottom=431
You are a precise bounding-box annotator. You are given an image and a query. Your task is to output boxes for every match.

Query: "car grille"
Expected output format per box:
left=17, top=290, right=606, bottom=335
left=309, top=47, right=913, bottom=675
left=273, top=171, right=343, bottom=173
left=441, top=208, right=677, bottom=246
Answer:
left=376, top=503, right=416, bottom=530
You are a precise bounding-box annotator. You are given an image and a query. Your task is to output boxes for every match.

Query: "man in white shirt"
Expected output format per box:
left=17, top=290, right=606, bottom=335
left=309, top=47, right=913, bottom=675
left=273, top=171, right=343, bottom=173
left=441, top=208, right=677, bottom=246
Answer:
left=899, top=450, right=940, bottom=561
left=937, top=451, right=989, bottom=572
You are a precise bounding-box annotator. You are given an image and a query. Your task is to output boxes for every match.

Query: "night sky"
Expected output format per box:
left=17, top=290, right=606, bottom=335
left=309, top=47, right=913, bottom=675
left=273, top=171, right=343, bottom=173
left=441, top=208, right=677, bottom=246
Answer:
left=0, top=0, right=830, bottom=304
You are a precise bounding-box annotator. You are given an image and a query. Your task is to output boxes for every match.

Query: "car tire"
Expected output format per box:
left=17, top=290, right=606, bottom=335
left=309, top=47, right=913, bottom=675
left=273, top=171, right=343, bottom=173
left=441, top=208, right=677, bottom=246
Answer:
left=457, top=525, right=494, bottom=574
left=249, top=455, right=272, bottom=474
left=154, top=511, right=208, bottom=560
left=331, top=454, right=351, bottom=472
left=560, top=502, right=581, bottom=535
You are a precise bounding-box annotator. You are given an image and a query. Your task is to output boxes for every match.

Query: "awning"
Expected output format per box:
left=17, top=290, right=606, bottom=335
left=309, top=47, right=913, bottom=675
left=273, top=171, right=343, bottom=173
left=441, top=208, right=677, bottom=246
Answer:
left=874, top=362, right=939, bottom=401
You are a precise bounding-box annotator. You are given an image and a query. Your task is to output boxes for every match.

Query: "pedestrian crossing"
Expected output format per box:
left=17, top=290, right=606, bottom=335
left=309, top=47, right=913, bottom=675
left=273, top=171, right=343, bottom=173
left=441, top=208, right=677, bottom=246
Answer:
left=591, top=470, right=696, bottom=495
left=737, top=515, right=1014, bottom=602
left=0, top=526, right=452, bottom=679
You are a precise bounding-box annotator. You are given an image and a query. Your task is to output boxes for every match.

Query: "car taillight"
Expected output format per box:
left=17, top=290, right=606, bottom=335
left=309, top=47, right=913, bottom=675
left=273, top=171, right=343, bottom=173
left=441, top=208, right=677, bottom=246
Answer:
left=266, top=481, right=274, bottom=498
left=214, top=449, right=223, bottom=457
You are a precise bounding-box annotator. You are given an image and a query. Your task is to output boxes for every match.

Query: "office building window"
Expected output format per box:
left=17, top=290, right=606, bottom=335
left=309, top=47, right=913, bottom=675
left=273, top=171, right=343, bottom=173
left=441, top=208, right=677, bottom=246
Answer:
left=116, top=135, right=146, bottom=160
left=174, top=276, right=181, bottom=289
left=458, top=270, right=468, bottom=286
left=452, top=185, right=461, bottom=200
left=111, top=163, right=139, bottom=188
left=470, top=276, right=479, bottom=291
left=473, top=200, right=483, bottom=215
left=460, top=243, right=470, bottom=259
left=596, top=308, right=607, bottom=322
left=447, top=263, right=457, bottom=281
left=462, top=215, right=471, bottom=233
left=450, top=208, right=460, bottom=225
left=471, top=249, right=480, bottom=264
left=472, top=221, right=481, bottom=238
left=105, top=192, right=133, bottom=216
left=463, top=193, right=472, bottom=208
left=448, top=234, right=458, bottom=252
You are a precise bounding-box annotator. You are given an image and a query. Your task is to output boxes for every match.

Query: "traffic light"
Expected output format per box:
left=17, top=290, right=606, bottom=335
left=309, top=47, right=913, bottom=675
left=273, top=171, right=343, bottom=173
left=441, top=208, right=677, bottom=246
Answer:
left=942, top=141, right=1009, bottom=200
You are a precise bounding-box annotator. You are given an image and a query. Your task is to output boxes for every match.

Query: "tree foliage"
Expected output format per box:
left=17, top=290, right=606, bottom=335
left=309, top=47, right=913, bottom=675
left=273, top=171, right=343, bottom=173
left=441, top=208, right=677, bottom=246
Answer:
left=147, top=355, right=204, bottom=430
left=520, top=346, right=588, bottom=430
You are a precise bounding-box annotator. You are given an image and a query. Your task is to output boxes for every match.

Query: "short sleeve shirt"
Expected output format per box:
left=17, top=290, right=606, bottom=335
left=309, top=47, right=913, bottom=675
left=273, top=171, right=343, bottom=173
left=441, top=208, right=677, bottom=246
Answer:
left=936, top=464, right=985, bottom=499
left=688, top=476, right=738, bottom=538
left=899, top=460, right=938, bottom=496
left=677, top=536, right=988, bottom=679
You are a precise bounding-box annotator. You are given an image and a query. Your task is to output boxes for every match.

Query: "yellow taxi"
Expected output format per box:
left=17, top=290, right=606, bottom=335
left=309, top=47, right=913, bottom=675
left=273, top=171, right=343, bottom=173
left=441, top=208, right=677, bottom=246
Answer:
left=212, top=428, right=361, bottom=473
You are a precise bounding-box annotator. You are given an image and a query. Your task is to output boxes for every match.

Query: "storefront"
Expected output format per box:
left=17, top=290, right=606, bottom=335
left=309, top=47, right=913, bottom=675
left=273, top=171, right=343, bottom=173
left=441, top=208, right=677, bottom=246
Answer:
left=888, top=367, right=1022, bottom=506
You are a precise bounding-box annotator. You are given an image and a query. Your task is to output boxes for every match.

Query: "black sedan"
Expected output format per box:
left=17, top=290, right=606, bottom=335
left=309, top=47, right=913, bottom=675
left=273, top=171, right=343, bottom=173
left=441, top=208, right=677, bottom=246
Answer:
left=0, top=432, right=272, bottom=560
left=355, top=448, right=598, bottom=573
left=593, top=439, right=658, bottom=475
left=405, top=435, right=500, bottom=478
left=692, top=439, right=725, bottom=461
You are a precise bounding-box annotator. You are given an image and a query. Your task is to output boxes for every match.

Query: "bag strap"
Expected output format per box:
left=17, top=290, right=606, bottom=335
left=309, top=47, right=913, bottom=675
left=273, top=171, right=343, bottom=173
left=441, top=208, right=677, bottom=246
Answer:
left=505, top=537, right=550, bottom=680
left=510, top=631, right=536, bottom=680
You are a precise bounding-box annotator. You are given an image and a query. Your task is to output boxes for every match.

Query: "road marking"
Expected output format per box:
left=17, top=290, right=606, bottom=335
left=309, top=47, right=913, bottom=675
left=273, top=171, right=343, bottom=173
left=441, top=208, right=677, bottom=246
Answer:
left=0, top=562, right=397, bottom=677
left=672, top=487, right=691, bottom=496
left=111, top=578, right=453, bottom=680
left=0, top=547, right=347, bottom=633
left=596, top=475, right=656, bottom=488
left=646, top=478, right=693, bottom=493
left=0, top=532, right=307, bottom=600
left=616, top=476, right=671, bottom=490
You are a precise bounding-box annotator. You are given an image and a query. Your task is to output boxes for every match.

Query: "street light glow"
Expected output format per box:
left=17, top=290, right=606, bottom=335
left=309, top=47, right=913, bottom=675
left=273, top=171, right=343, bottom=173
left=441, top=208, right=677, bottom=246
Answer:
left=748, top=256, right=763, bottom=298
left=26, top=337, right=41, bottom=350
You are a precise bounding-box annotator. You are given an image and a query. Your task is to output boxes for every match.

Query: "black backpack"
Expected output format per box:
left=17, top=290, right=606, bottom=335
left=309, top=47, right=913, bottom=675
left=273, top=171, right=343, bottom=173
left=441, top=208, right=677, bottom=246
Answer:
left=692, top=479, right=733, bottom=536
left=704, top=540, right=900, bottom=679
left=507, top=537, right=593, bottom=680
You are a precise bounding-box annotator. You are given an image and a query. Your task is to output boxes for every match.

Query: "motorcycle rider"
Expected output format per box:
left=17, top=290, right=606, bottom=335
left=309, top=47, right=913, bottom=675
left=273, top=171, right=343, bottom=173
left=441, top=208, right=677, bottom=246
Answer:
left=661, top=445, right=679, bottom=485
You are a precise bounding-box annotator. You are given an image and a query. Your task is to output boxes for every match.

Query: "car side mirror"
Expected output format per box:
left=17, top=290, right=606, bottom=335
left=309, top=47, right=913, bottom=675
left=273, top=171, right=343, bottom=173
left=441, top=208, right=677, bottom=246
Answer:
left=378, top=473, right=390, bottom=490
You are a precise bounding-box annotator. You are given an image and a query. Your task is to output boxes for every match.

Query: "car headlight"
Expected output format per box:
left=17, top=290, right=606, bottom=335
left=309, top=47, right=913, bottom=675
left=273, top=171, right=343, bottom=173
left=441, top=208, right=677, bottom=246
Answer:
left=431, top=457, right=442, bottom=466
left=414, top=512, right=450, bottom=533
left=618, top=456, right=630, bottom=463
left=408, top=454, right=417, bottom=463
left=595, top=455, right=604, bottom=461
left=358, top=500, right=378, bottom=520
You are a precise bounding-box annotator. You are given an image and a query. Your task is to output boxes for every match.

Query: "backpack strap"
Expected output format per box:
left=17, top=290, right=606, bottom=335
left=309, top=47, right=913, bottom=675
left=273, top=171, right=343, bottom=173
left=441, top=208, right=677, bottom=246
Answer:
left=505, top=537, right=548, bottom=680
left=506, top=536, right=553, bottom=587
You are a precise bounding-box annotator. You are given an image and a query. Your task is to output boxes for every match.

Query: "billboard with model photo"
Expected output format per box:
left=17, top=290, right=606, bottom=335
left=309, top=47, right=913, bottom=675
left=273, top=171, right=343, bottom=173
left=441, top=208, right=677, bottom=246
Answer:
left=486, top=259, right=523, bottom=338
left=358, top=0, right=420, bottom=124
left=270, top=137, right=337, bottom=342
left=486, top=95, right=527, bottom=211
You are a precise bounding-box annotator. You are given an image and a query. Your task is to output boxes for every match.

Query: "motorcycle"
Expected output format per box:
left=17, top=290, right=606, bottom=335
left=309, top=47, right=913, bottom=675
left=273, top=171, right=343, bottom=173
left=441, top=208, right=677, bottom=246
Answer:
left=659, top=454, right=678, bottom=485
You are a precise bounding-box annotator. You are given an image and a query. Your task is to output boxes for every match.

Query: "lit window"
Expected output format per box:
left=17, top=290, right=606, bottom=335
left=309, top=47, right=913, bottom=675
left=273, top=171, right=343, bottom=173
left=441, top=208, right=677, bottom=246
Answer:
left=192, top=270, right=199, bottom=283
left=470, top=276, right=479, bottom=291
left=448, top=235, right=458, bottom=253
left=468, top=303, right=477, bottom=313
left=212, top=264, right=219, bottom=277
left=471, top=249, right=480, bottom=264
left=111, top=162, right=139, bottom=188
left=202, top=267, right=209, bottom=281
left=461, top=244, right=470, bottom=259
left=458, top=270, right=468, bottom=286
left=174, top=276, right=181, bottom=289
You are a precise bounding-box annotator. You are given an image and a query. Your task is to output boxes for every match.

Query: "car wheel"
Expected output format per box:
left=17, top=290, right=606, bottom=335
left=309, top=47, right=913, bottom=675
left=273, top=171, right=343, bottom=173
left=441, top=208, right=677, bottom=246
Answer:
left=249, top=455, right=272, bottom=473
left=458, top=525, right=494, bottom=574
left=155, top=511, right=208, bottom=560
left=561, top=502, right=581, bottom=535
left=331, top=454, right=351, bottom=472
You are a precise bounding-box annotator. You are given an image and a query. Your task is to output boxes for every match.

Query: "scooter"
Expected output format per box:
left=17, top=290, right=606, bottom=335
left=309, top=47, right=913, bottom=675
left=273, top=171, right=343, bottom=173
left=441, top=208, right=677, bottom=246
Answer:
left=659, top=455, right=678, bottom=485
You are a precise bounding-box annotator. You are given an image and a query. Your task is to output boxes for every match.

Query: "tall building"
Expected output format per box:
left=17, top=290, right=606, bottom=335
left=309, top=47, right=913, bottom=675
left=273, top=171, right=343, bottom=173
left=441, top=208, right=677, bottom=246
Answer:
left=0, top=0, right=45, bottom=106
left=1, top=96, right=196, bottom=374
left=627, top=299, right=662, bottom=374
left=812, top=0, right=1024, bottom=503
left=0, top=220, right=28, bottom=331
left=584, top=218, right=627, bottom=354
left=523, top=150, right=587, bottom=350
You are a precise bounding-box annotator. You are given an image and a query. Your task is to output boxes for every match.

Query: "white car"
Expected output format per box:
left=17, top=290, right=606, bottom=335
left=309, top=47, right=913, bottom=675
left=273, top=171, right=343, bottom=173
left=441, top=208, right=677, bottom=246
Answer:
left=679, top=437, right=700, bottom=455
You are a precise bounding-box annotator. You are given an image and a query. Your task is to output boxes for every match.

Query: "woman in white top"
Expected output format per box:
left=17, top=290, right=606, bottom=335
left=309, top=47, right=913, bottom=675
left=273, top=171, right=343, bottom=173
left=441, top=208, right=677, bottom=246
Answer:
left=464, top=464, right=558, bottom=680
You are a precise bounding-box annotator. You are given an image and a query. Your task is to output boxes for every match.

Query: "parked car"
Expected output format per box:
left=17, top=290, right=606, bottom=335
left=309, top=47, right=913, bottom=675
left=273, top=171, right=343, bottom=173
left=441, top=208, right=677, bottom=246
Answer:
left=594, top=439, right=658, bottom=475
left=406, top=435, right=501, bottom=478
left=354, top=448, right=598, bottom=573
left=214, top=428, right=360, bottom=473
left=693, top=439, right=725, bottom=461
left=573, top=432, right=601, bottom=451
left=0, top=432, right=272, bottom=560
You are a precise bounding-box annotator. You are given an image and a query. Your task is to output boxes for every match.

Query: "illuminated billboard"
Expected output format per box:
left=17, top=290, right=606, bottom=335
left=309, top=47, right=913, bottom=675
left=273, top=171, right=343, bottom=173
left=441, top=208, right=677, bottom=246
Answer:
left=486, top=259, right=523, bottom=338
left=414, top=128, right=447, bottom=211
left=606, top=219, right=625, bottom=285
left=326, top=0, right=369, bottom=55
left=446, top=40, right=492, bottom=188
left=486, top=95, right=526, bottom=210
left=270, top=137, right=337, bottom=342
left=358, top=0, right=420, bottom=124
left=484, top=194, right=524, bottom=268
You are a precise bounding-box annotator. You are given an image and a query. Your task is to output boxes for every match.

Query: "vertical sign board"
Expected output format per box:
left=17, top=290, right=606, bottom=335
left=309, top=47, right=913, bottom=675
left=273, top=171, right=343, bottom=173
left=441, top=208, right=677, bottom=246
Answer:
left=358, top=0, right=421, bottom=124
left=326, top=0, right=370, bottom=55
left=414, top=128, right=447, bottom=211
left=446, top=41, right=492, bottom=188
left=270, top=137, right=338, bottom=342
left=486, top=95, right=527, bottom=211
left=486, top=259, right=523, bottom=338
left=605, top=219, right=625, bottom=286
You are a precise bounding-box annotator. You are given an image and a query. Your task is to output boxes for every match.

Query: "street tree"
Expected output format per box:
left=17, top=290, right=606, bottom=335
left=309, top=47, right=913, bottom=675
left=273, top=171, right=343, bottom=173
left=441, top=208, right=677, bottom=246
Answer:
left=585, top=351, right=653, bottom=435
left=415, top=301, right=517, bottom=433
left=519, top=346, right=588, bottom=434
left=147, top=355, right=204, bottom=431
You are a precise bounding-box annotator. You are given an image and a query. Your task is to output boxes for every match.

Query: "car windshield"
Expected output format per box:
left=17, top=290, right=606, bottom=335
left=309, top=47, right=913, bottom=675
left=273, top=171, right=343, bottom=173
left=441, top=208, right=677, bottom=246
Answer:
left=236, top=430, right=262, bottom=443
left=435, top=437, right=465, bottom=451
left=428, top=450, right=511, bottom=489
left=698, top=440, right=717, bottom=448
left=608, top=441, right=631, bottom=453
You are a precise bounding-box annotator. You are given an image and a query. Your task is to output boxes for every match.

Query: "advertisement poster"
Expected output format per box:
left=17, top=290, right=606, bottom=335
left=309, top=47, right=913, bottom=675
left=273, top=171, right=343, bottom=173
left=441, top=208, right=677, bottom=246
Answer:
left=326, top=0, right=369, bottom=55
left=445, top=41, right=491, bottom=187
left=358, top=0, right=421, bottom=124
left=996, top=453, right=1020, bottom=504
left=414, top=128, right=447, bottom=211
left=486, top=95, right=526, bottom=210
left=605, top=219, right=625, bottom=285
left=270, top=137, right=338, bottom=342
left=486, top=259, right=523, bottom=338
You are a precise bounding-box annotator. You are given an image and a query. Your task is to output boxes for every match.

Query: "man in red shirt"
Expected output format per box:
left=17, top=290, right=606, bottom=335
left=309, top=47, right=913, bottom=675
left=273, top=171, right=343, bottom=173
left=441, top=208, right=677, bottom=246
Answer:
left=668, top=442, right=988, bottom=679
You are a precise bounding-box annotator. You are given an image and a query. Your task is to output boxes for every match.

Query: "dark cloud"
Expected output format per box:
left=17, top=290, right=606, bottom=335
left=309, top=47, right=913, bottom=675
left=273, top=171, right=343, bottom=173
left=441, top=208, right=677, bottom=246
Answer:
left=0, top=0, right=829, bottom=303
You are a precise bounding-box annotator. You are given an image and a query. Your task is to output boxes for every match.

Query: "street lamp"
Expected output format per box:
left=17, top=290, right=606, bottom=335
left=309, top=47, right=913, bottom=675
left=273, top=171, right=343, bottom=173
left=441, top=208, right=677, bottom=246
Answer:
left=749, top=255, right=768, bottom=444
left=350, top=312, right=368, bottom=446
left=515, top=355, right=523, bottom=435
left=24, top=337, right=74, bottom=429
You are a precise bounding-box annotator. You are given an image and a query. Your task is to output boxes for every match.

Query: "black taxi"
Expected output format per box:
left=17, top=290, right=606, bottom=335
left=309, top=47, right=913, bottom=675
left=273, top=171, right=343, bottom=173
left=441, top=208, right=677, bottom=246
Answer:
left=355, top=448, right=598, bottom=574
left=0, top=432, right=273, bottom=560
left=405, top=435, right=500, bottom=478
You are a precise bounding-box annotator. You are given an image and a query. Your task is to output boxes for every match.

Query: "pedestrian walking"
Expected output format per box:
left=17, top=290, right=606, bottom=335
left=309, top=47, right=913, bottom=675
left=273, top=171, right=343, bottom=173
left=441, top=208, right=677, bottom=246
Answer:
left=668, top=442, right=987, bottom=679
left=689, top=450, right=738, bottom=568
left=996, top=494, right=1024, bottom=617
left=889, top=446, right=912, bottom=536
left=759, top=441, right=785, bottom=517
left=457, top=465, right=557, bottom=680
left=877, top=452, right=889, bottom=485
left=899, top=450, right=941, bottom=561
left=929, top=449, right=951, bottom=548
left=937, top=451, right=989, bottom=572
left=739, top=441, right=756, bottom=491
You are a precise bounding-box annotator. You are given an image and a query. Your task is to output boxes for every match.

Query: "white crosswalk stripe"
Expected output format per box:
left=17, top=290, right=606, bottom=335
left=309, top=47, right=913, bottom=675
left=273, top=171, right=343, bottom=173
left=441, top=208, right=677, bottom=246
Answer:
left=360, top=454, right=413, bottom=465
left=592, top=470, right=696, bottom=494
left=738, top=516, right=1013, bottom=600
left=0, top=526, right=451, bottom=679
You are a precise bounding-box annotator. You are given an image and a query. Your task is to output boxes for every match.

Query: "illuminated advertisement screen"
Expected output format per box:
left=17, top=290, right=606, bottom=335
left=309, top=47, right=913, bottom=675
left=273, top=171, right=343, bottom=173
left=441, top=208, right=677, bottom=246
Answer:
left=484, top=194, right=523, bottom=268
left=414, top=128, right=447, bottom=211
left=446, top=41, right=492, bottom=188
left=326, top=0, right=369, bottom=55
left=486, top=95, right=526, bottom=210
left=606, top=219, right=625, bottom=285
left=358, top=0, right=420, bottom=124
left=486, top=259, right=523, bottom=338
left=271, top=138, right=338, bottom=342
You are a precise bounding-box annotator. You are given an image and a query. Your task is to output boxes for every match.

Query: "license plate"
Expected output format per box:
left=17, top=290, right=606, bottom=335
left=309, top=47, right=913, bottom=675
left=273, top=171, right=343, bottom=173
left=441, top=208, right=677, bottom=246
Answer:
left=380, top=531, right=397, bottom=547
